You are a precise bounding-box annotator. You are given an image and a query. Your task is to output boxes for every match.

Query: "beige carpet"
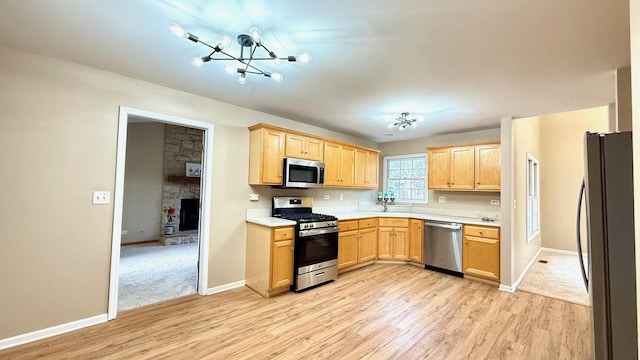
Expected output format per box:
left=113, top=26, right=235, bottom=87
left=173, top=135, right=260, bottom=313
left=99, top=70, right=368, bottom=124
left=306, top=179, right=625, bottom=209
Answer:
left=517, top=249, right=590, bottom=306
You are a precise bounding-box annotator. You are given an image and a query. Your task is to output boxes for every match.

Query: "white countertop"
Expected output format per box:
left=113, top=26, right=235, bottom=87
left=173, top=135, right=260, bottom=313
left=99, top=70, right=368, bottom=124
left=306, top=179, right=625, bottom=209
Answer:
left=246, top=211, right=500, bottom=228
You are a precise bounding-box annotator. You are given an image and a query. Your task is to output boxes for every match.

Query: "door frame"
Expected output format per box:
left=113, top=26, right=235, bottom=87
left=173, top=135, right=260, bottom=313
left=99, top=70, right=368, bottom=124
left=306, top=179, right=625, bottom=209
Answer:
left=107, top=106, right=214, bottom=319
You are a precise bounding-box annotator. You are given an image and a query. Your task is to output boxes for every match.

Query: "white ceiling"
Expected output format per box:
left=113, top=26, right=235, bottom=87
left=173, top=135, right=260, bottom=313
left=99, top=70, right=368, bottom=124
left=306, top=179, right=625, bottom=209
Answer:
left=0, top=0, right=630, bottom=143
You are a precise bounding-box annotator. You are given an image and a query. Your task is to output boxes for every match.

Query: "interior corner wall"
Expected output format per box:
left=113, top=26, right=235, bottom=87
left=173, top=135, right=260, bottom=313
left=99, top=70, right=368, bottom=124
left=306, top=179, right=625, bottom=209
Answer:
left=539, top=106, right=609, bottom=252
left=511, top=116, right=542, bottom=280
left=121, top=122, right=165, bottom=244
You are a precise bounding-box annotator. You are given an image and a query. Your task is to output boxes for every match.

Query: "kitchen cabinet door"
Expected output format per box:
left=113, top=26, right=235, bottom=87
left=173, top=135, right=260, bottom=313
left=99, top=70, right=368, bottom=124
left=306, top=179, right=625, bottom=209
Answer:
left=377, top=227, right=393, bottom=260
left=450, top=146, right=475, bottom=190
left=354, top=148, right=379, bottom=188
left=358, top=227, right=378, bottom=263
left=391, top=227, right=409, bottom=260
left=271, top=238, right=294, bottom=289
left=409, top=219, right=424, bottom=263
left=325, top=142, right=355, bottom=187
left=285, top=133, right=324, bottom=161
left=475, top=144, right=501, bottom=190
left=338, top=230, right=358, bottom=270
left=249, top=127, right=285, bottom=185
left=462, top=225, right=500, bottom=281
left=428, top=148, right=451, bottom=190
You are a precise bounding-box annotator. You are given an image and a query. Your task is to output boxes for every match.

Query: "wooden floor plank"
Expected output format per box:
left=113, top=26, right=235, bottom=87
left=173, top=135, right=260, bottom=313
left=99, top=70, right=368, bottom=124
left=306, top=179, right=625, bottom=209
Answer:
left=0, top=264, right=591, bottom=359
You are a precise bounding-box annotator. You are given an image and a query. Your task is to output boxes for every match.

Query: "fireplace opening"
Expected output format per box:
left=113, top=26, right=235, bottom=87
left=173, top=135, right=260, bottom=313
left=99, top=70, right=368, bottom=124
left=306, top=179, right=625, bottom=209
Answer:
left=180, top=199, right=199, bottom=231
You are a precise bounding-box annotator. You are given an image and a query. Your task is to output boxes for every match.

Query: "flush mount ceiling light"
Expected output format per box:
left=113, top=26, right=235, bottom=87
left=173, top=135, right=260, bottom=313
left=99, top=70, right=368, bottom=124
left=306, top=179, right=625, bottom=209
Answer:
left=169, top=23, right=311, bottom=84
left=387, top=112, right=418, bottom=131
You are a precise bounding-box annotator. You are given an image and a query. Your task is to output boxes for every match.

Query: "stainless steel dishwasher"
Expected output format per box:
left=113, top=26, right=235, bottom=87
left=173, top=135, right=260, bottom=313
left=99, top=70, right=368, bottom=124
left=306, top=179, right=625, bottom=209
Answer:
left=423, top=220, right=463, bottom=277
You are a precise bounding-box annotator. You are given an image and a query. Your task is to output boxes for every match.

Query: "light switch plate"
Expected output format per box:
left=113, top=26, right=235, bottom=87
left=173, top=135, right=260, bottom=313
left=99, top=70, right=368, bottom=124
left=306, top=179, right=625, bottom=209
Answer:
left=438, top=196, right=446, bottom=203
left=249, top=194, right=259, bottom=201
left=323, top=195, right=330, bottom=200
left=92, top=191, right=110, bottom=204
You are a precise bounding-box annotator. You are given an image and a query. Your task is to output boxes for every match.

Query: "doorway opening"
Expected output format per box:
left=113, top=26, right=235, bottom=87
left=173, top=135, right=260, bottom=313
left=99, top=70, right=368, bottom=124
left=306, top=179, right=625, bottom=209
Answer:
left=108, top=107, right=214, bottom=319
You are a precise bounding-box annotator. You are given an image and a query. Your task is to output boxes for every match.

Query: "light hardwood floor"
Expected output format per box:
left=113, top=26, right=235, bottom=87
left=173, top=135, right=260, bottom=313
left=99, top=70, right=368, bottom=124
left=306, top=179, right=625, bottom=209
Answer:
left=0, top=264, right=591, bottom=359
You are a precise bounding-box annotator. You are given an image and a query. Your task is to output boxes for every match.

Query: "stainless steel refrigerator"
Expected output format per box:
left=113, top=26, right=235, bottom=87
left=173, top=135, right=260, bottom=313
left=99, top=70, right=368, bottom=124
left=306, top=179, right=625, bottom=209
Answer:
left=577, top=131, right=637, bottom=359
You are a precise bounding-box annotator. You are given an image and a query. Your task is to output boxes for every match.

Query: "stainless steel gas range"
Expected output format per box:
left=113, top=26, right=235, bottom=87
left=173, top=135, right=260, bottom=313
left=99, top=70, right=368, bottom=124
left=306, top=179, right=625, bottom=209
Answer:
left=272, top=197, right=338, bottom=292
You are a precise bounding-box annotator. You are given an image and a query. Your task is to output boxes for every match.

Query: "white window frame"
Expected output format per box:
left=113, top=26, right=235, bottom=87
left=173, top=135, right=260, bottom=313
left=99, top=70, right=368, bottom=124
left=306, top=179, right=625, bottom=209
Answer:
left=383, top=153, right=428, bottom=204
left=526, top=153, right=540, bottom=241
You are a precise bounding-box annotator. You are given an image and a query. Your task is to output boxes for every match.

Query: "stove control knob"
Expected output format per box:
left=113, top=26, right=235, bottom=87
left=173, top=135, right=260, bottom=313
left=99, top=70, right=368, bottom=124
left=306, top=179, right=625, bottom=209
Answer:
left=310, top=223, right=315, bottom=228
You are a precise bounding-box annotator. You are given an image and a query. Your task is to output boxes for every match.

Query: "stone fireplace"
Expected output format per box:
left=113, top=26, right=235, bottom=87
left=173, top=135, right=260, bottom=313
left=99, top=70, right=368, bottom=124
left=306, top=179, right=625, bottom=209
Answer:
left=159, top=124, right=203, bottom=246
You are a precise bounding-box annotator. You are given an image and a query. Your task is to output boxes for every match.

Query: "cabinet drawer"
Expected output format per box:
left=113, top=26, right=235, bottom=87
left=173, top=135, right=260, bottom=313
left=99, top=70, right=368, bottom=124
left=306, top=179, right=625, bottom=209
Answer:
left=339, top=220, right=359, bottom=232
left=378, top=218, right=409, bottom=228
left=358, top=218, right=378, bottom=229
left=464, top=225, right=500, bottom=239
left=273, top=227, right=294, bottom=240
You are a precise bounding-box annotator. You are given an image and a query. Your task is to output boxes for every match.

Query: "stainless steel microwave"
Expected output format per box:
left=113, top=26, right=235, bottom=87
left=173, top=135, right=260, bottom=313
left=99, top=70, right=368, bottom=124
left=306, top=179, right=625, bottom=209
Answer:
left=283, top=157, right=325, bottom=188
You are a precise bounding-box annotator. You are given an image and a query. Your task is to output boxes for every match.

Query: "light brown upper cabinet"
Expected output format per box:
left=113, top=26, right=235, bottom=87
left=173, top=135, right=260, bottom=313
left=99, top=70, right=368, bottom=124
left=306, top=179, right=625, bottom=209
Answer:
left=249, top=126, right=285, bottom=185
left=325, top=142, right=355, bottom=187
left=285, top=133, right=324, bottom=161
left=354, top=148, right=379, bottom=189
left=249, top=123, right=379, bottom=189
left=427, top=142, right=500, bottom=191
left=475, top=144, right=501, bottom=190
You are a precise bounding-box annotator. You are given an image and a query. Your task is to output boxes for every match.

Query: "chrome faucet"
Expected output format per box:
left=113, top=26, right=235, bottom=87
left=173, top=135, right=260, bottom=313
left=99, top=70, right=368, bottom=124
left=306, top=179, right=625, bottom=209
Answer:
left=377, top=193, right=395, bottom=212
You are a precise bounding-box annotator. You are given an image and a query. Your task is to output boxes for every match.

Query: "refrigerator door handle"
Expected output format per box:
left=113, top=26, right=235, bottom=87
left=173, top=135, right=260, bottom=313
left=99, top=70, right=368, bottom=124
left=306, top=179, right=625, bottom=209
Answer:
left=576, top=178, right=588, bottom=290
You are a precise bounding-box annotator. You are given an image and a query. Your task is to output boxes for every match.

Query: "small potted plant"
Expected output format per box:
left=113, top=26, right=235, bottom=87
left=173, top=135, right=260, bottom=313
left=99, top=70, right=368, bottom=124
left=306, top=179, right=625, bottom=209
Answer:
left=163, top=206, right=177, bottom=234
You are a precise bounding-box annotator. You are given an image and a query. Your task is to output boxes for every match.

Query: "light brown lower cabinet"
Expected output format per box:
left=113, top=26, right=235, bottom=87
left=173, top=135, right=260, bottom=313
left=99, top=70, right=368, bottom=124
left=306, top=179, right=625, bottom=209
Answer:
left=409, top=219, right=424, bottom=263
left=377, top=218, right=409, bottom=260
left=338, top=218, right=378, bottom=270
left=462, top=224, right=500, bottom=281
left=246, top=223, right=295, bottom=297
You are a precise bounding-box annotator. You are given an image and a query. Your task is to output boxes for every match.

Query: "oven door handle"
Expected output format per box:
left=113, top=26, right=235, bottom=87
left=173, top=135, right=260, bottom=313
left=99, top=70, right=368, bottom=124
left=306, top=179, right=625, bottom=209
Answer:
left=299, top=227, right=339, bottom=237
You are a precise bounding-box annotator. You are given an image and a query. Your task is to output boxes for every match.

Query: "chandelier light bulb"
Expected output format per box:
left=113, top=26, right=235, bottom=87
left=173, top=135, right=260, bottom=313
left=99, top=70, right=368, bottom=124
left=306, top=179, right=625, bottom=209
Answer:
left=249, top=27, right=261, bottom=43
left=191, top=57, right=205, bottom=67
left=273, top=57, right=282, bottom=66
left=169, top=23, right=186, bottom=38
left=271, top=72, right=283, bottom=82
left=399, top=126, right=405, bottom=131
left=296, top=53, right=312, bottom=63
left=238, top=73, right=247, bottom=85
left=218, top=36, right=232, bottom=49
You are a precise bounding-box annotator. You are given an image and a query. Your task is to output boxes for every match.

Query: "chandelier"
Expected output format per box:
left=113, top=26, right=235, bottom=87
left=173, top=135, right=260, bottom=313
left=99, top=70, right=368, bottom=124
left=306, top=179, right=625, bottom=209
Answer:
left=169, top=23, right=311, bottom=84
left=388, top=112, right=418, bottom=131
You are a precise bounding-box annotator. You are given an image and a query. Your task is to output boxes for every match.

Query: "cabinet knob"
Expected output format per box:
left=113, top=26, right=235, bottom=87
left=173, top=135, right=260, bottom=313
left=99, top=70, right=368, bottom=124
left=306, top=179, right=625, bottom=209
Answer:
left=290, top=247, right=294, bottom=251
left=479, top=232, right=483, bottom=236
left=477, top=182, right=480, bottom=185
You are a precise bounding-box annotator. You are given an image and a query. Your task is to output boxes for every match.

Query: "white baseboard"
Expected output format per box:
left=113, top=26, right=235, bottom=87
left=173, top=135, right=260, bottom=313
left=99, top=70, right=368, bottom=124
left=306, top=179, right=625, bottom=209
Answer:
left=0, top=314, right=107, bottom=351
left=541, top=247, right=579, bottom=256
left=498, top=284, right=516, bottom=293
left=206, top=280, right=246, bottom=296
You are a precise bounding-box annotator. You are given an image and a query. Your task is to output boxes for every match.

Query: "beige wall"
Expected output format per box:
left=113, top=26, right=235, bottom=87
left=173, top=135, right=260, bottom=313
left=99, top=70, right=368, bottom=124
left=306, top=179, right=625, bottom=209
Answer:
left=121, top=122, right=165, bottom=243
left=0, top=43, right=378, bottom=339
left=379, top=128, right=502, bottom=213
left=629, top=0, right=639, bottom=348
left=511, top=116, right=542, bottom=280
left=539, top=107, right=609, bottom=251
left=616, top=67, right=633, bottom=131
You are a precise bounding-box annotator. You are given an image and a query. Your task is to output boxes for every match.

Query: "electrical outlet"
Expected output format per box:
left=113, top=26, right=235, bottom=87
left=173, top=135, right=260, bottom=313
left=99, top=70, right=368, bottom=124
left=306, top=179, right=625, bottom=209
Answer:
left=249, top=194, right=259, bottom=201
left=121, top=230, right=128, bottom=235
left=92, top=191, right=110, bottom=205
left=323, top=195, right=330, bottom=200
left=339, top=194, right=344, bottom=201
left=491, top=200, right=500, bottom=205
left=438, top=196, right=446, bottom=203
